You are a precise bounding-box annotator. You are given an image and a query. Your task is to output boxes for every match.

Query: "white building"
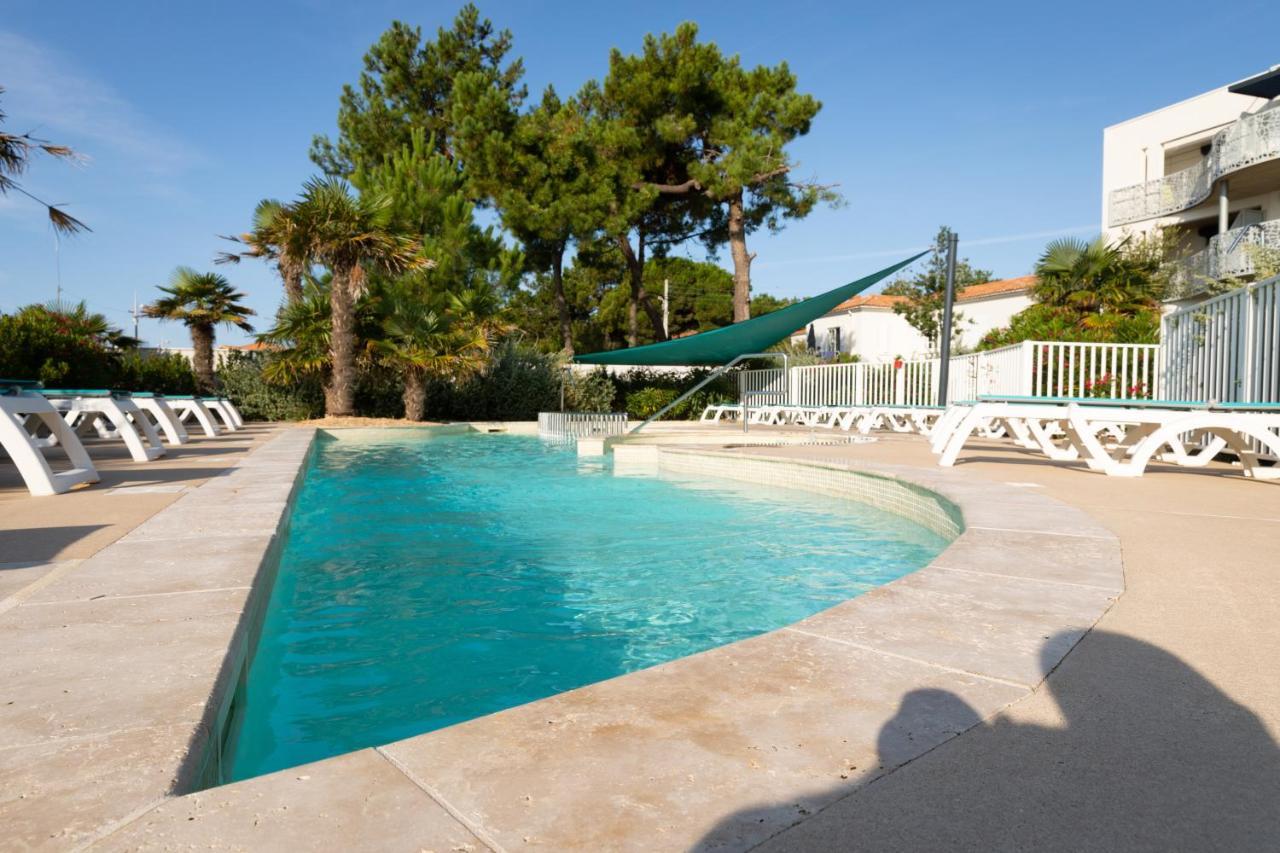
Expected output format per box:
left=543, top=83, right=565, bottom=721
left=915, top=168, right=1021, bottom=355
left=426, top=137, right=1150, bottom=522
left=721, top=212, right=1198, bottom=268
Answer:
left=791, top=276, right=1035, bottom=362
left=1102, top=64, right=1280, bottom=301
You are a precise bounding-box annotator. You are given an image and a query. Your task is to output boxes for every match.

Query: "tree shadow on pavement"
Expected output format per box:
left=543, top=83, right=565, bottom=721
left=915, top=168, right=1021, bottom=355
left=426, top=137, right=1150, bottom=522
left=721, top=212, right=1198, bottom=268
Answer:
left=698, top=630, right=1280, bottom=852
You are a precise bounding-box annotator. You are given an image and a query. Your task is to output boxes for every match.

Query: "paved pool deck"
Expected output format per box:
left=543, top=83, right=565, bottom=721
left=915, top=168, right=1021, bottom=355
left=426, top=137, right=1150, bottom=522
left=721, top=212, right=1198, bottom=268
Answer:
left=1, top=424, right=1277, bottom=851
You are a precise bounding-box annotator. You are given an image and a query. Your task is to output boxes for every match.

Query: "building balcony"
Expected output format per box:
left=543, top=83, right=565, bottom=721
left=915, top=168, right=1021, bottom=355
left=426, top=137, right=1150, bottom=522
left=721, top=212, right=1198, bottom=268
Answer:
left=1169, top=218, right=1280, bottom=299
left=1108, top=102, right=1280, bottom=227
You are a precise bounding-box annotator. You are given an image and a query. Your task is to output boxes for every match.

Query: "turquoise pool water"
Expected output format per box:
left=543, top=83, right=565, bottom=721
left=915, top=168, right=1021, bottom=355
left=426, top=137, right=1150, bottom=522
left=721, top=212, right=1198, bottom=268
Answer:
left=225, top=431, right=949, bottom=781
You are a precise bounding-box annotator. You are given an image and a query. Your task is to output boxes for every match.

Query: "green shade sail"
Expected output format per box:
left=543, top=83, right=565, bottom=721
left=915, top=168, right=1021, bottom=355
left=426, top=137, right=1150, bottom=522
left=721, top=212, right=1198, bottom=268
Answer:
left=573, top=253, right=926, bottom=366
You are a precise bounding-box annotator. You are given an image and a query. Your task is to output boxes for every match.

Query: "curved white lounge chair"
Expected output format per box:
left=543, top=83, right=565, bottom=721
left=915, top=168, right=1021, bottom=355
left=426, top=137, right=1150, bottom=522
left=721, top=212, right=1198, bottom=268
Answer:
left=166, top=396, right=222, bottom=437
left=42, top=390, right=166, bottom=462
left=0, top=382, right=99, bottom=496
left=90, top=392, right=190, bottom=446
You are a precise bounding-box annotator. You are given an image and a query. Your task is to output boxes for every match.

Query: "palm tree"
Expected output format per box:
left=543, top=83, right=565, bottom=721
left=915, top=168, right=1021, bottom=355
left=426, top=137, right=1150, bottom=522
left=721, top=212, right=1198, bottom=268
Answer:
left=0, top=87, right=88, bottom=234
left=371, top=282, right=489, bottom=421
left=1034, top=237, right=1161, bottom=317
left=218, top=199, right=310, bottom=305
left=257, top=275, right=333, bottom=385
left=292, top=177, right=427, bottom=417
left=144, top=268, right=255, bottom=392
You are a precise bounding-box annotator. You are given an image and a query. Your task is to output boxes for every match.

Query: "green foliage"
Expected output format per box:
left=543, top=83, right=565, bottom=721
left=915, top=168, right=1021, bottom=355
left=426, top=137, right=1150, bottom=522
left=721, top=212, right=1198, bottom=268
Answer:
left=310, top=6, right=526, bottom=176
left=453, top=80, right=614, bottom=352
left=624, top=387, right=678, bottom=419
left=978, top=303, right=1160, bottom=349
left=612, top=367, right=737, bottom=420
left=115, top=352, right=197, bottom=395
left=601, top=22, right=839, bottom=319
left=979, top=235, right=1162, bottom=350
left=144, top=268, right=256, bottom=333
left=564, top=369, right=616, bottom=413
left=218, top=352, right=325, bottom=421
left=885, top=226, right=992, bottom=346
left=0, top=303, right=197, bottom=393
left=1033, top=236, right=1161, bottom=314
left=353, top=128, right=522, bottom=302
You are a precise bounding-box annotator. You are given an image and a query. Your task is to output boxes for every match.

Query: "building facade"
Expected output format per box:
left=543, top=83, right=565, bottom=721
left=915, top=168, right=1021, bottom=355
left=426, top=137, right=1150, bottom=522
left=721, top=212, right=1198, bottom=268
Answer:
left=1102, top=65, right=1280, bottom=302
left=791, top=277, right=1034, bottom=362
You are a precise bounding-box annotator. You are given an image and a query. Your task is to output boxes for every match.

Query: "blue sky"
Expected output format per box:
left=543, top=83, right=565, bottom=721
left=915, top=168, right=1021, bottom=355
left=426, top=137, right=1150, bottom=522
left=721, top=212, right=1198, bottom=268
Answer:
left=1, top=1, right=1276, bottom=346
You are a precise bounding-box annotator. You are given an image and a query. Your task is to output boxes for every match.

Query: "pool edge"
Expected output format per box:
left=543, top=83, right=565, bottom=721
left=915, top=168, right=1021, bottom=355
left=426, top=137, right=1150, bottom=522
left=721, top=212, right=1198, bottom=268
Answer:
left=94, top=432, right=1127, bottom=851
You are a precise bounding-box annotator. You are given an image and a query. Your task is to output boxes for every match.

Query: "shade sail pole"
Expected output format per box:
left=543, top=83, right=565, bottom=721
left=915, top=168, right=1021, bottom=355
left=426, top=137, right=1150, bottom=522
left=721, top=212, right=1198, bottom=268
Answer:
left=630, top=352, right=787, bottom=434
left=936, top=233, right=959, bottom=406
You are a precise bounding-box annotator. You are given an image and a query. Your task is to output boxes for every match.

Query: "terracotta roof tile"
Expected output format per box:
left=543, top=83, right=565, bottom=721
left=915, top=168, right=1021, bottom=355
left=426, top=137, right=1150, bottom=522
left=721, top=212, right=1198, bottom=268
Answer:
left=956, top=275, right=1036, bottom=301
left=790, top=276, right=1034, bottom=336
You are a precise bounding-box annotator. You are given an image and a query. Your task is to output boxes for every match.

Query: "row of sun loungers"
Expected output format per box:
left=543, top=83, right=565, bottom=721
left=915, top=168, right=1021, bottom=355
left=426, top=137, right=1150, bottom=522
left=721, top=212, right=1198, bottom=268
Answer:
left=700, top=396, right=1280, bottom=479
left=1, top=380, right=245, bottom=496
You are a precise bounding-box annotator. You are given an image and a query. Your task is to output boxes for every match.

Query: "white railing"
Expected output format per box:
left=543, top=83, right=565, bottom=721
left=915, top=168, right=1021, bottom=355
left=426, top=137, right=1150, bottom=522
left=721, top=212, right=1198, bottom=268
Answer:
left=538, top=411, right=630, bottom=438
left=738, top=341, right=1159, bottom=408
left=1028, top=342, right=1161, bottom=399
left=1108, top=102, right=1280, bottom=227
left=1161, top=274, right=1280, bottom=404
left=738, top=367, right=788, bottom=405
left=1172, top=220, right=1280, bottom=297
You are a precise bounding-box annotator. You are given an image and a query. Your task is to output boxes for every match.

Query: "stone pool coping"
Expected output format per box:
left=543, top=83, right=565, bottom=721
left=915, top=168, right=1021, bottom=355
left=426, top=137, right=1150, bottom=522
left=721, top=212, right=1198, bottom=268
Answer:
left=6, top=424, right=1124, bottom=850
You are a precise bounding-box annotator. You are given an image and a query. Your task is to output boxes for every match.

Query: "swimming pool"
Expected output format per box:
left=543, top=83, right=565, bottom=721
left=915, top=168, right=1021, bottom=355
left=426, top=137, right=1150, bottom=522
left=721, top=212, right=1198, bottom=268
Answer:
left=224, top=430, right=950, bottom=781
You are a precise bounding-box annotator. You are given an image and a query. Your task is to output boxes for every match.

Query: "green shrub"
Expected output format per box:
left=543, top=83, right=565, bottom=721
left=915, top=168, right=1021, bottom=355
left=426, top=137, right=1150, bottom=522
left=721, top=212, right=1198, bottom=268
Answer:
left=0, top=309, right=119, bottom=388
left=218, top=352, right=324, bottom=421
left=623, top=386, right=678, bottom=419
left=433, top=343, right=562, bottom=421
left=564, top=368, right=617, bottom=413
left=115, top=352, right=197, bottom=395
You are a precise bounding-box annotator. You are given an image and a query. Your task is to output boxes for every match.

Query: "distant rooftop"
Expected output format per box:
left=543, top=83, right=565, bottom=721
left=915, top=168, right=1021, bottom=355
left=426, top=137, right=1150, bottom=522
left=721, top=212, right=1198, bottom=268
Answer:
left=791, top=275, right=1035, bottom=336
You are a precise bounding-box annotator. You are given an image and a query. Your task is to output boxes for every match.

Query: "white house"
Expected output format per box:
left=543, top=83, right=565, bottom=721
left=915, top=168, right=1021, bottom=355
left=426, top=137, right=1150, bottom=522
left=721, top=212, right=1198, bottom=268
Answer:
left=1102, top=64, right=1280, bottom=302
left=791, top=276, right=1035, bottom=362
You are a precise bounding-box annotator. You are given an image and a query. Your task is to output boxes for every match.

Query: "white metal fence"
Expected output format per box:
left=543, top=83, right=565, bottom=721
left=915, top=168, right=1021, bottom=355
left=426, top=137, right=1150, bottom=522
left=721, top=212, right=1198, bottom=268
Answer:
left=738, top=340, right=1160, bottom=408
left=1161, top=275, right=1280, bottom=404
left=537, top=411, right=629, bottom=438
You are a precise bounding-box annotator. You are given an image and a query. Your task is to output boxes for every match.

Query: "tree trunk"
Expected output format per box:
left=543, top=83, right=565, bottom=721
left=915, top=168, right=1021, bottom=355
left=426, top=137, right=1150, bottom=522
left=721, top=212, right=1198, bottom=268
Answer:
left=190, top=324, right=216, bottom=394
left=278, top=253, right=304, bottom=305
left=618, top=230, right=666, bottom=348
left=402, top=370, right=427, bottom=421
left=551, top=242, right=573, bottom=355
left=325, top=264, right=358, bottom=416
left=728, top=190, right=752, bottom=323
left=282, top=267, right=303, bottom=305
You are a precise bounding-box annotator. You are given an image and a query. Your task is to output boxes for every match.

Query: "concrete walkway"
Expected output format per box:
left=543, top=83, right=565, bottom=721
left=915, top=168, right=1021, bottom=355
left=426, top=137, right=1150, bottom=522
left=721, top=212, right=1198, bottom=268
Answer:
left=2, top=425, right=1278, bottom=851
left=742, top=435, right=1280, bottom=851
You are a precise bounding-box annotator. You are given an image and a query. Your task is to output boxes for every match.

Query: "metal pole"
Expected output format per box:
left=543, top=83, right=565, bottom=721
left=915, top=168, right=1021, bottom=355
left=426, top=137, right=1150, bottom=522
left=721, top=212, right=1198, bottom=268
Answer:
left=1218, top=180, right=1230, bottom=236
left=936, top=233, right=959, bottom=407
left=662, top=278, right=670, bottom=339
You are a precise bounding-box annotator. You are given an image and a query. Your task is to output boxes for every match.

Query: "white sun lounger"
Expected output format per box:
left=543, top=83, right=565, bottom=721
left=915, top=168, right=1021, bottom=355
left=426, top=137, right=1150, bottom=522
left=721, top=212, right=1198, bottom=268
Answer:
left=0, top=383, right=99, bottom=496
left=89, top=392, right=190, bottom=446
left=936, top=397, right=1280, bottom=478
left=166, top=396, right=222, bottom=437
left=42, top=390, right=166, bottom=462
left=202, top=397, right=240, bottom=432
left=217, top=397, right=245, bottom=428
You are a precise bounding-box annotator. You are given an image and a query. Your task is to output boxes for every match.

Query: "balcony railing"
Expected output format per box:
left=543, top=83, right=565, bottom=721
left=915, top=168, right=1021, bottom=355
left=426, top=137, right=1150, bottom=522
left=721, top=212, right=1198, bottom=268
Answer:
left=1170, top=219, right=1280, bottom=298
left=1108, top=103, right=1280, bottom=227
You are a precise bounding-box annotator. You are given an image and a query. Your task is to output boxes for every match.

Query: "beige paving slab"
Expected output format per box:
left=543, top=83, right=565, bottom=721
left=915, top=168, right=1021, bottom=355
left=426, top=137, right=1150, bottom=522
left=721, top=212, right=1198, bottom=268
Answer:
left=794, top=566, right=1117, bottom=686
left=381, top=628, right=1025, bottom=852
left=92, top=749, right=489, bottom=853
left=118, top=502, right=288, bottom=542
left=0, top=723, right=200, bottom=851
left=21, top=535, right=275, bottom=604
left=0, top=561, right=57, bottom=599
left=929, top=527, right=1125, bottom=591
left=0, top=589, right=249, bottom=747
